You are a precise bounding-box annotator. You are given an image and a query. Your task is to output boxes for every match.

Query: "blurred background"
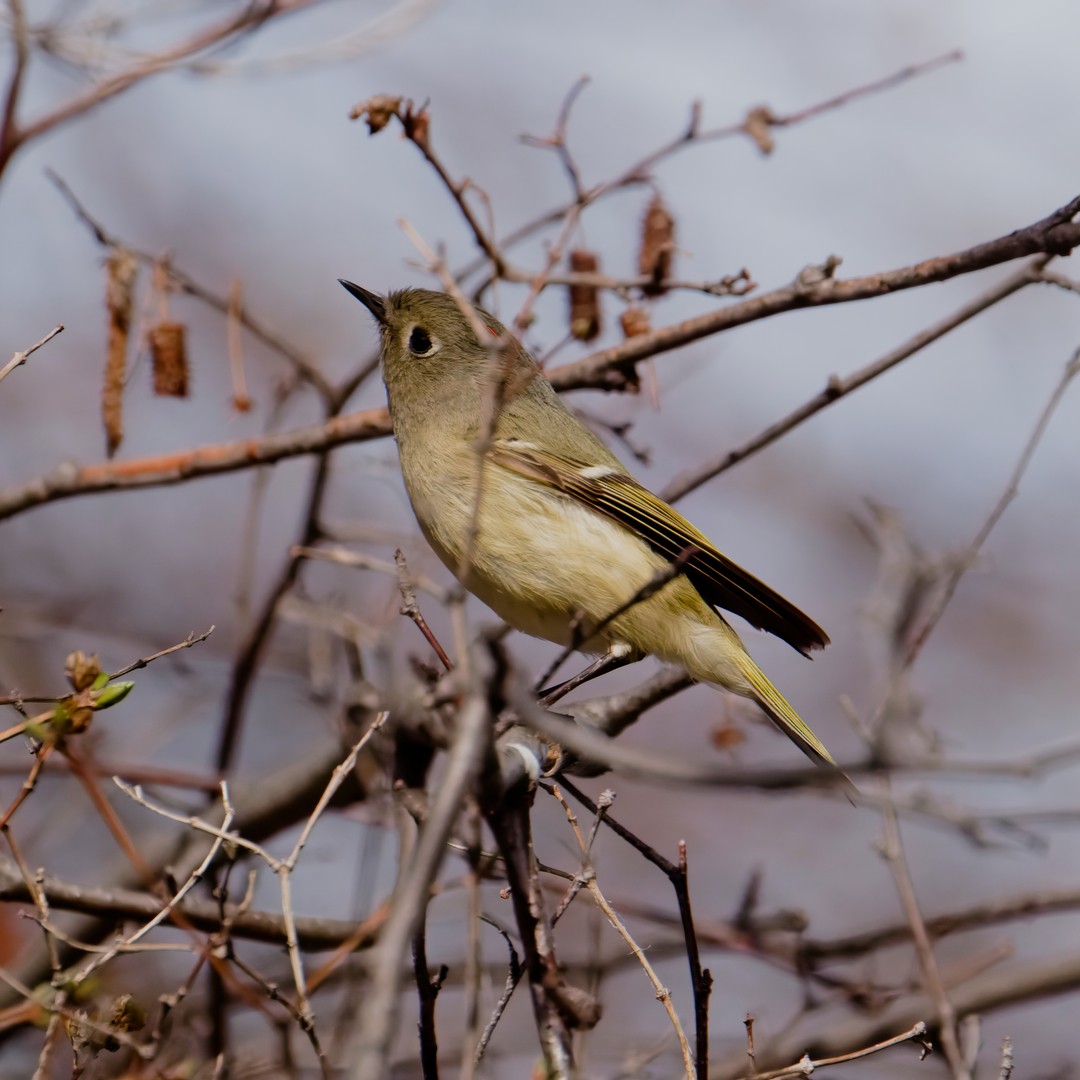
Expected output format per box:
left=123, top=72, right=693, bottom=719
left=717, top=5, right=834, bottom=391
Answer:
left=2, top=1, right=1080, bottom=1076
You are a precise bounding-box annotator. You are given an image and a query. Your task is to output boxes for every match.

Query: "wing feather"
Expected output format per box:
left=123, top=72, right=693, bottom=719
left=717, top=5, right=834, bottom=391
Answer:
left=489, top=439, right=829, bottom=656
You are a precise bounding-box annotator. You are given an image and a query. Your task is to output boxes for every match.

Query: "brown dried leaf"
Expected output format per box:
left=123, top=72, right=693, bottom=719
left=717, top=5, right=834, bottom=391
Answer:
left=350, top=94, right=403, bottom=134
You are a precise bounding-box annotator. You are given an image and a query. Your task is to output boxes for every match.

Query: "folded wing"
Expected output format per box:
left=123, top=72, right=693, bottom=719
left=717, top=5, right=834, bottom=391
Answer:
left=489, top=439, right=829, bottom=656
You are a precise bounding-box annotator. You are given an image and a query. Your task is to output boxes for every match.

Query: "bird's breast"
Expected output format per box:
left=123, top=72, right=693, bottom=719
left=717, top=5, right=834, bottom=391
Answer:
left=397, top=440, right=672, bottom=647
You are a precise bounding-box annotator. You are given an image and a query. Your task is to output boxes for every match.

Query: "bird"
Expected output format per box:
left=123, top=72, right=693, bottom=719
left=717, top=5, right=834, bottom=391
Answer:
left=340, top=282, right=840, bottom=771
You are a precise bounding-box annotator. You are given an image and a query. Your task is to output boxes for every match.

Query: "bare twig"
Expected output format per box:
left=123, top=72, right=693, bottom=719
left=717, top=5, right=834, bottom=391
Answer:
left=473, top=916, right=522, bottom=1064
left=458, top=53, right=965, bottom=286
left=557, top=779, right=712, bottom=1077
left=521, top=76, right=591, bottom=200
left=0, top=0, right=29, bottom=165
left=292, top=544, right=450, bottom=602
left=396, top=548, right=454, bottom=671
left=277, top=716, right=389, bottom=1020
left=4, top=205, right=1077, bottom=529
left=413, top=912, right=448, bottom=1080
left=522, top=702, right=846, bottom=792
left=109, top=625, right=215, bottom=679
left=73, top=782, right=236, bottom=984
left=551, top=786, right=695, bottom=1077
left=715, top=949, right=1080, bottom=1078
left=3, top=1, right=322, bottom=174
left=998, top=1036, right=1014, bottom=1080
left=551, top=196, right=1080, bottom=392
left=536, top=547, right=696, bottom=694
left=0, top=324, right=64, bottom=385
left=803, top=884, right=1080, bottom=962
left=350, top=691, right=491, bottom=1080
left=736, top=1020, right=930, bottom=1080
left=661, top=259, right=1043, bottom=502
left=0, top=406, right=390, bottom=523
left=903, top=344, right=1080, bottom=665
left=48, top=170, right=333, bottom=395
left=879, top=790, right=967, bottom=1078
left=483, top=786, right=575, bottom=1078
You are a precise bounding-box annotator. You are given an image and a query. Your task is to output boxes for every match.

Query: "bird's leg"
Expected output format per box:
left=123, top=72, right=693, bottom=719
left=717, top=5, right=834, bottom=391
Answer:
left=537, top=642, right=639, bottom=707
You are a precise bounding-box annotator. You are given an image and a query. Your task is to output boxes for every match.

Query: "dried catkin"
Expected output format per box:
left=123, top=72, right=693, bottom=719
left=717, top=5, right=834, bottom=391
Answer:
left=638, top=194, right=675, bottom=296
left=149, top=322, right=189, bottom=398
left=568, top=249, right=602, bottom=341
left=619, top=307, right=651, bottom=338
left=103, top=248, right=137, bottom=457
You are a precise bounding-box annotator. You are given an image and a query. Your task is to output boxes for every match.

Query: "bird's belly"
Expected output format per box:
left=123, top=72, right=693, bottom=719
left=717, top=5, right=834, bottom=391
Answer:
left=408, top=461, right=668, bottom=649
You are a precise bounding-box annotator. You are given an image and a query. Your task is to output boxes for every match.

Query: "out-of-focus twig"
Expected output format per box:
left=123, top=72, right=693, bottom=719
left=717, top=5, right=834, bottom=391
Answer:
left=457, top=52, right=965, bottom=285
left=879, top=789, right=966, bottom=1077
left=735, top=1020, right=930, bottom=1080
left=349, top=690, right=491, bottom=1080
left=0, top=324, right=63, bottom=386
left=903, top=344, right=1080, bottom=665
left=1, top=1, right=324, bottom=177
left=661, top=259, right=1045, bottom=503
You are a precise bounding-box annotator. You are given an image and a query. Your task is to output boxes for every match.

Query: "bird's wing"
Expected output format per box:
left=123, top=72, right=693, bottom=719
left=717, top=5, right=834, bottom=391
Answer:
left=489, top=438, right=829, bottom=656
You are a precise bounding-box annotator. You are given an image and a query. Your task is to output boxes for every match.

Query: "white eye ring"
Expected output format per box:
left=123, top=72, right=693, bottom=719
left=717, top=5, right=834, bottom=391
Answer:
left=406, top=325, right=441, bottom=358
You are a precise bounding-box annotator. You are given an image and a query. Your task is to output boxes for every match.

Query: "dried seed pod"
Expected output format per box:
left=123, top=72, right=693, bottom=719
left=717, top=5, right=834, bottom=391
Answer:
left=149, top=321, right=189, bottom=398
left=638, top=194, right=676, bottom=296
left=568, top=249, right=601, bottom=341
left=619, top=306, right=651, bottom=339
left=103, top=248, right=137, bottom=457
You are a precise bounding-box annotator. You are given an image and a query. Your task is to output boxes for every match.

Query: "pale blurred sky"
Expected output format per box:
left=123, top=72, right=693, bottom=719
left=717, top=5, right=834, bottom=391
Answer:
left=2, top=1, right=1080, bottom=1073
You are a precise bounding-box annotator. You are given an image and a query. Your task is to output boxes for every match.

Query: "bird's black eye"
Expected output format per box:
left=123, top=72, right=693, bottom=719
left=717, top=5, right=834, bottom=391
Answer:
left=408, top=326, right=433, bottom=355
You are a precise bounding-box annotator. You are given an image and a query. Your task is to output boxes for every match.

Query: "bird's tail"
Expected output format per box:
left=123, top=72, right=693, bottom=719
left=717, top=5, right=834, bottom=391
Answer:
left=740, top=657, right=851, bottom=784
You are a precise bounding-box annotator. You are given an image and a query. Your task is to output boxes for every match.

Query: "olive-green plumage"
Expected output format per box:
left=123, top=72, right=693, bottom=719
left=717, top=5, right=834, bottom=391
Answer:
left=340, top=282, right=840, bottom=770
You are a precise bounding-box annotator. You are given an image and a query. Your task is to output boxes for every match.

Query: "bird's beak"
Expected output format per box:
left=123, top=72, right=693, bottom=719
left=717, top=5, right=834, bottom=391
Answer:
left=338, top=279, right=387, bottom=325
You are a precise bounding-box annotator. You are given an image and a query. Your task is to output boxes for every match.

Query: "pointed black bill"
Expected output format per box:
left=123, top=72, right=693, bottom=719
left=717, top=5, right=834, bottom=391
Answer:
left=338, top=279, right=387, bottom=325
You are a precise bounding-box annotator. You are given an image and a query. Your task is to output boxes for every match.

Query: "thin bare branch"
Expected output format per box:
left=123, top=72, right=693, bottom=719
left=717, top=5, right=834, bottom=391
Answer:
left=903, top=344, right=1080, bottom=665
left=350, top=690, right=491, bottom=1080
left=551, top=197, right=1080, bottom=392
left=0, top=324, right=64, bottom=385
left=661, top=259, right=1042, bottom=502
left=879, top=790, right=967, bottom=1078
left=10, top=1, right=322, bottom=155
left=737, top=1020, right=930, bottom=1080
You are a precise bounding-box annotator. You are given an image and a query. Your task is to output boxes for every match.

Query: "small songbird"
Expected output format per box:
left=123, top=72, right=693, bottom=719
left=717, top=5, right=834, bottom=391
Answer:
left=340, top=282, right=839, bottom=769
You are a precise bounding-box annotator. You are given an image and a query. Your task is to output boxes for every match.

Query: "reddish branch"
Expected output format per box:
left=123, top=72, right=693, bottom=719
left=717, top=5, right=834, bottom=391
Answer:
left=550, top=193, right=1080, bottom=391
left=0, top=407, right=388, bottom=522
left=3, top=196, right=1078, bottom=525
